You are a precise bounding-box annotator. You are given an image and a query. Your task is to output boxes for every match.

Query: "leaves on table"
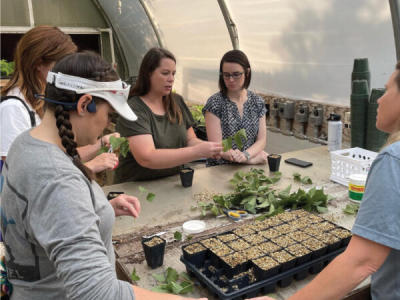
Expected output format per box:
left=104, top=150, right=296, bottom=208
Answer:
left=151, top=267, right=193, bottom=295
left=174, top=231, right=182, bottom=241
left=138, top=186, right=156, bottom=202
left=293, top=172, right=313, bottom=184
left=131, top=268, right=140, bottom=282
left=343, top=203, right=360, bottom=215
left=194, top=168, right=330, bottom=220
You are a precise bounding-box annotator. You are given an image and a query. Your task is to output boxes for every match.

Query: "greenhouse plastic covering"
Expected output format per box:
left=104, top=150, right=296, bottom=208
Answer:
left=88, top=0, right=396, bottom=105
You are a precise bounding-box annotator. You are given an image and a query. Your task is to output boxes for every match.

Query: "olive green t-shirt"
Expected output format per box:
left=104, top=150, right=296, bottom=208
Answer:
left=114, top=94, right=194, bottom=182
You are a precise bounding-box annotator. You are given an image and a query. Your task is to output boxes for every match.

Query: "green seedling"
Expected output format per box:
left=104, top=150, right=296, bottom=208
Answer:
left=138, top=186, right=156, bottom=202
left=98, top=136, right=130, bottom=157
left=174, top=231, right=182, bottom=241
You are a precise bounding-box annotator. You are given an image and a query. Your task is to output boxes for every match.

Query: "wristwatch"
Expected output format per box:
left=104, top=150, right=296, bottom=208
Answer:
left=243, top=150, right=251, bottom=161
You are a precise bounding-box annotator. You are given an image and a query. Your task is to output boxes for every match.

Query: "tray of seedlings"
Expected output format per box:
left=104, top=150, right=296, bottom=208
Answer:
left=181, top=209, right=352, bottom=300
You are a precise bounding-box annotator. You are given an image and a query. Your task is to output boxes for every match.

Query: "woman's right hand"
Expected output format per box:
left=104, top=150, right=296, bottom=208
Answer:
left=193, top=141, right=223, bottom=159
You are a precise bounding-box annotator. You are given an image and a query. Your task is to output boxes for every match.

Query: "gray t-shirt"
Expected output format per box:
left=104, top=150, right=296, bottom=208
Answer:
left=1, top=131, right=134, bottom=300
left=352, top=141, right=400, bottom=300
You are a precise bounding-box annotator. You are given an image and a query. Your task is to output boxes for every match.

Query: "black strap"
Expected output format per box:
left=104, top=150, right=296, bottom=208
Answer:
left=1, top=95, right=36, bottom=127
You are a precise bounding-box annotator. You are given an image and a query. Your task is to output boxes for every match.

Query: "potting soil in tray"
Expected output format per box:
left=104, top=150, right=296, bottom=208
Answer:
left=181, top=209, right=352, bottom=299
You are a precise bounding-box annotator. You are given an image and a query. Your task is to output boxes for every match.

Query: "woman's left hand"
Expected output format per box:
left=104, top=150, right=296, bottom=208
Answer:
left=85, top=152, right=119, bottom=173
left=109, top=194, right=141, bottom=217
left=101, top=132, right=120, bottom=147
left=232, top=149, right=247, bottom=163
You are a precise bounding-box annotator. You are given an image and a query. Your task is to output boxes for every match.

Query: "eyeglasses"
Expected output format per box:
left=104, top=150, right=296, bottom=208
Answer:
left=221, top=72, right=244, bottom=80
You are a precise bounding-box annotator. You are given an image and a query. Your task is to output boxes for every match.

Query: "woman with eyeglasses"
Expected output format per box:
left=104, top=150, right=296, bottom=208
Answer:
left=203, top=50, right=268, bottom=166
left=114, top=47, right=223, bottom=182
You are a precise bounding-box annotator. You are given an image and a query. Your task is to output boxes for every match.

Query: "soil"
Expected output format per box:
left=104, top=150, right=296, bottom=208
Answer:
left=286, top=243, right=311, bottom=257
left=143, top=236, right=164, bottom=247
left=259, top=228, right=281, bottom=239
left=271, top=250, right=295, bottom=263
left=183, top=243, right=206, bottom=255
left=253, top=256, right=279, bottom=271
left=217, top=233, right=238, bottom=243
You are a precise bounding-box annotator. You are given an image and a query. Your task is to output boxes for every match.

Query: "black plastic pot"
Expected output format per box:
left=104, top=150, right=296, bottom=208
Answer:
left=180, top=167, right=194, bottom=187
left=267, top=154, right=281, bottom=172
left=252, top=259, right=280, bottom=281
left=182, top=243, right=208, bottom=268
left=142, top=236, right=166, bottom=269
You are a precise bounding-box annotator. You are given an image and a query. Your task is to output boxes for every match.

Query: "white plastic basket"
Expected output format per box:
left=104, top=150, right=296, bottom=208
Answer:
left=330, top=147, right=378, bottom=186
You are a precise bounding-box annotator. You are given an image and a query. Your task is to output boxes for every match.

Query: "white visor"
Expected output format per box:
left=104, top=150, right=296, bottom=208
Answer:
left=46, top=71, right=137, bottom=121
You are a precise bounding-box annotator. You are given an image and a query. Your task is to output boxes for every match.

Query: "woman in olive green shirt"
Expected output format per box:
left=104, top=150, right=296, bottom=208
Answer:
left=115, top=48, right=223, bottom=182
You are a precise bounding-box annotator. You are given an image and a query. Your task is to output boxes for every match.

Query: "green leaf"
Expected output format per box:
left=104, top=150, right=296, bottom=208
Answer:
left=343, top=203, right=359, bottom=215
left=301, top=176, right=313, bottom=184
left=293, top=172, right=301, bottom=182
left=174, top=231, right=182, bottom=241
left=222, top=136, right=233, bottom=152
left=233, top=132, right=244, bottom=151
left=151, top=286, right=170, bottom=293
left=210, top=205, right=220, bottom=216
left=152, top=273, right=166, bottom=282
left=179, top=281, right=193, bottom=294
left=170, top=281, right=184, bottom=294
left=98, top=146, right=109, bottom=155
left=146, top=192, right=156, bottom=202
left=186, top=235, right=193, bottom=241
left=316, top=206, right=328, bottom=213
left=138, top=186, right=147, bottom=193
left=166, top=267, right=179, bottom=284
left=131, top=268, right=140, bottom=282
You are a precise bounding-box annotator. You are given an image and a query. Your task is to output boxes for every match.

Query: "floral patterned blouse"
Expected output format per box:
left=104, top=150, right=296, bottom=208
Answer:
left=202, top=90, right=266, bottom=166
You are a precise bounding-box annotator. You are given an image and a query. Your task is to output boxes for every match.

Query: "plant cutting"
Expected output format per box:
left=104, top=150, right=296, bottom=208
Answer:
left=174, top=231, right=182, bottom=241
left=293, top=172, right=313, bottom=184
left=98, top=136, right=130, bottom=157
left=222, top=129, right=247, bottom=152
left=151, top=267, right=194, bottom=295
left=190, top=105, right=205, bottom=126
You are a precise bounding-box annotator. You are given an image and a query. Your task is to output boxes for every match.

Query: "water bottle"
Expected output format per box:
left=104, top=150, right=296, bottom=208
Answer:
left=328, top=113, right=342, bottom=151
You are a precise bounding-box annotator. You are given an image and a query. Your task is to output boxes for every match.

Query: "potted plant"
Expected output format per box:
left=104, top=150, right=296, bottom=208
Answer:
left=190, top=105, right=207, bottom=141
left=0, top=59, right=14, bottom=79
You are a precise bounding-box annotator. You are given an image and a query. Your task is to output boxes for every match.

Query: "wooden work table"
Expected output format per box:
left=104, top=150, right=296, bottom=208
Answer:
left=104, top=146, right=369, bottom=299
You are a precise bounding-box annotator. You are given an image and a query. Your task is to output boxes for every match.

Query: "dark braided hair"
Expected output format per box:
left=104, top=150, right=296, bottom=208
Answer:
left=45, top=51, right=119, bottom=180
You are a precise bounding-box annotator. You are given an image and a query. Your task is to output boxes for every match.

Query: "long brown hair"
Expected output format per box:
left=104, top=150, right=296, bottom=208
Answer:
left=383, top=61, right=400, bottom=148
left=131, top=47, right=182, bottom=124
left=45, top=51, right=119, bottom=180
left=1, top=26, right=77, bottom=117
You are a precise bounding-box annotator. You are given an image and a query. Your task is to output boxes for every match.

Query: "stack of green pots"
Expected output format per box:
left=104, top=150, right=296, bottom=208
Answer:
left=351, top=79, right=369, bottom=148
left=365, top=88, right=388, bottom=151
left=352, top=58, right=370, bottom=90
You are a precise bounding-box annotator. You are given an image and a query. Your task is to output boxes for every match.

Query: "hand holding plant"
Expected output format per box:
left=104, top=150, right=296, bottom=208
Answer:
left=98, top=135, right=130, bottom=158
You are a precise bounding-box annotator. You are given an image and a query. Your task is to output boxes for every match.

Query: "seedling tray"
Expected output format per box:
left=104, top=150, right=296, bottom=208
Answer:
left=181, top=247, right=346, bottom=300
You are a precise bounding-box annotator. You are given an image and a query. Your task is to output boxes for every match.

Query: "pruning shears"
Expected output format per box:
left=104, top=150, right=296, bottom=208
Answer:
left=223, top=209, right=248, bottom=221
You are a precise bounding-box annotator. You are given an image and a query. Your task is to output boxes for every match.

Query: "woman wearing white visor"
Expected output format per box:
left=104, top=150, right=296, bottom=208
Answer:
left=0, top=52, right=206, bottom=300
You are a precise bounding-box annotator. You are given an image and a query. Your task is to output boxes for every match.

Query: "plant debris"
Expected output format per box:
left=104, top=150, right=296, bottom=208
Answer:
left=151, top=267, right=194, bottom=295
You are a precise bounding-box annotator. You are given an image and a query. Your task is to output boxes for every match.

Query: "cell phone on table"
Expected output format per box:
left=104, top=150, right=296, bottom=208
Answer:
left=284, top=158, right=313, bottom=168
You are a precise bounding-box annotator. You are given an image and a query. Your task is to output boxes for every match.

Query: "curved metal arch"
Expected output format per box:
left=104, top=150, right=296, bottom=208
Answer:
left=217, top=0, right=240, bottom=50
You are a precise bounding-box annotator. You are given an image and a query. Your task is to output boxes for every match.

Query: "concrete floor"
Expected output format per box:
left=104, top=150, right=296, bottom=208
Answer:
left=265, top=128, right=321, bottom=154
